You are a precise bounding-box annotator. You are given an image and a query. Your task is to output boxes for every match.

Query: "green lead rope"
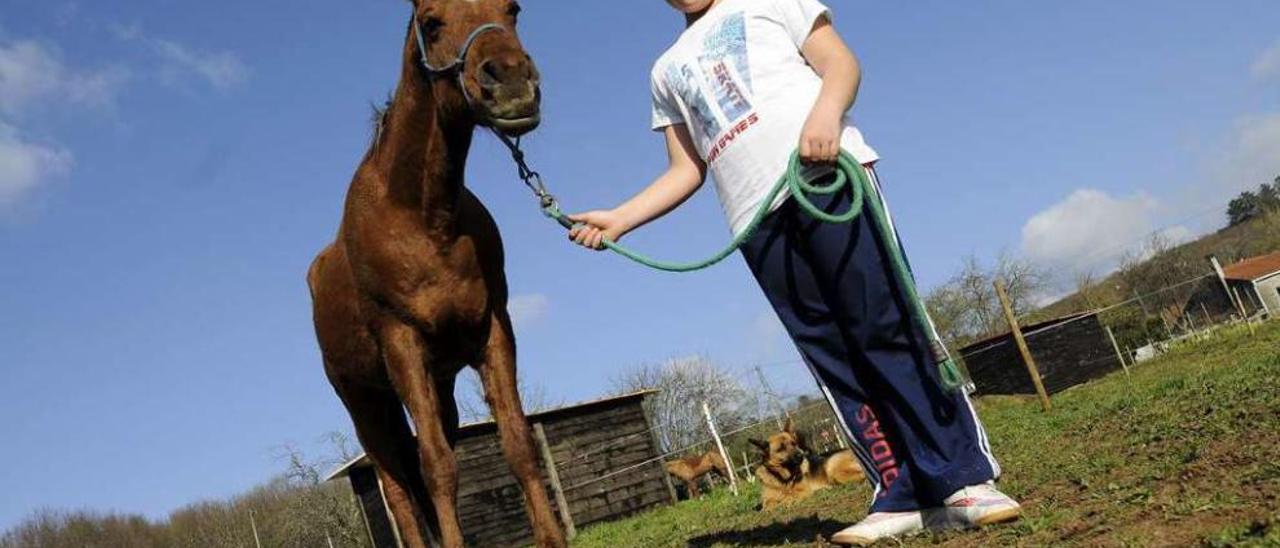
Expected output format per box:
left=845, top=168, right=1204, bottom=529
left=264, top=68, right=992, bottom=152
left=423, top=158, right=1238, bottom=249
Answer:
left=542, top=150, right=966, bottom=390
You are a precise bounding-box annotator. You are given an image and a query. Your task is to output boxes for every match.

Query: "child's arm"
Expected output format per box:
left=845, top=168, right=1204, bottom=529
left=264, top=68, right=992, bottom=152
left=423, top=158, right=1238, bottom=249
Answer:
left=567, top=124, right=706, bottom=250
left=798, top=16, right=861, bottom=164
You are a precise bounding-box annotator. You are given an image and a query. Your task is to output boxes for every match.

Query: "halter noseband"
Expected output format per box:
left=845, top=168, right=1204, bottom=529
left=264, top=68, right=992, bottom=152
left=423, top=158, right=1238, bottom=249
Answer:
left=412, top=15, right=506, bottom=107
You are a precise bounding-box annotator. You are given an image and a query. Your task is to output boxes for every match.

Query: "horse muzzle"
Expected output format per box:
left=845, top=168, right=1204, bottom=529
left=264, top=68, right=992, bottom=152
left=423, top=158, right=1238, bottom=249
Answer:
left=475, top=53, right=541, bottom=136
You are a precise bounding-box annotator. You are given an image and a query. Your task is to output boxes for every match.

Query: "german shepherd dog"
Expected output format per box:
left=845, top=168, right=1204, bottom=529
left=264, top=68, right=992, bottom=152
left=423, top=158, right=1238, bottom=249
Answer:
left=750, top=419, right=866, bottom=510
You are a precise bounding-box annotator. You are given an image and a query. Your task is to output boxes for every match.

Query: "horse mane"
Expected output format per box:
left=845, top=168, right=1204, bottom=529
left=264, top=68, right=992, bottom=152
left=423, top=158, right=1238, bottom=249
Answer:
left=367, top=9, right=419, bottom=153
left=369, top=96, right=393, bottom=150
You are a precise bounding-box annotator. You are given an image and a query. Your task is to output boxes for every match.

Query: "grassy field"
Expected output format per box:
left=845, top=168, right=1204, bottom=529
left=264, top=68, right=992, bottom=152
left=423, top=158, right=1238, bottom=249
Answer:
left=572, top=321, right=1280, bottom=547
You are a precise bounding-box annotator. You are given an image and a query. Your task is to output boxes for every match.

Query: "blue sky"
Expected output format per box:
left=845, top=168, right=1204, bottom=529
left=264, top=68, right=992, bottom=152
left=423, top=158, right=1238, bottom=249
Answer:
left=1, top=0, right=1278, bottom=529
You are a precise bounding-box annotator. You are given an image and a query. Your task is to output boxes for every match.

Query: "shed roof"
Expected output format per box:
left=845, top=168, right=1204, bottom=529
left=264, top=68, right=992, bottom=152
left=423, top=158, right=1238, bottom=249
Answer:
left=325, top=389, right=657, bottom=480
left=1223, top=251, right=1280, bottom=282
left=957, top=311, right=1096, bottom=355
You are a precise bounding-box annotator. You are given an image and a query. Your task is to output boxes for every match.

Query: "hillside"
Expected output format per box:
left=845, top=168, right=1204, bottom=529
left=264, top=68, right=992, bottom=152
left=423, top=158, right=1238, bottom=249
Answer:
left=1033, top=209, right=1280, bottom=322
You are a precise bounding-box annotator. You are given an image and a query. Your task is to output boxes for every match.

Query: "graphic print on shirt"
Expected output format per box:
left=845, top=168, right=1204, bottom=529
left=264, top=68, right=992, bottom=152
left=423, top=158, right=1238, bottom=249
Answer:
left=699, top=12, right=754, bottom=124
left=664, top=12, right=756, bottom=153
left=666, top=63, right=722, bottom=140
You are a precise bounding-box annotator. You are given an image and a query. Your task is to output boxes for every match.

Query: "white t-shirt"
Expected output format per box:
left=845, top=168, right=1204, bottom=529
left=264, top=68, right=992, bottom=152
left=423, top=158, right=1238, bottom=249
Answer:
left=650, top=0, right=879, bottom=235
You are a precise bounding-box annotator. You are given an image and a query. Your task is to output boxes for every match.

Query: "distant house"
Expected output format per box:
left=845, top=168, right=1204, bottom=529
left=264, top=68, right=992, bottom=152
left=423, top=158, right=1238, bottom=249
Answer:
left=1223, top=251, right=1280, bottom=317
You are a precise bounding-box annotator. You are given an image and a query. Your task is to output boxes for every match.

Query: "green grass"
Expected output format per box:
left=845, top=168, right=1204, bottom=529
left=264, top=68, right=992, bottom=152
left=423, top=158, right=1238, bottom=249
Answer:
left=573, top=321, right=1280, bottom=547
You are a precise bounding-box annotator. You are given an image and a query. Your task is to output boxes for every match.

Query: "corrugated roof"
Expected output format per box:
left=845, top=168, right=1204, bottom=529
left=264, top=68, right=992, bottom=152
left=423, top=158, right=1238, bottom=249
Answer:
left=1223, top=251, right=1280, bottom=281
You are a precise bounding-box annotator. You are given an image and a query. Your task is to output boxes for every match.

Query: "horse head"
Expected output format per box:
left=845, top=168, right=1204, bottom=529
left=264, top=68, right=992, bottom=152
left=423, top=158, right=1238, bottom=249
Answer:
left=411, top=0, right=541, bottom=135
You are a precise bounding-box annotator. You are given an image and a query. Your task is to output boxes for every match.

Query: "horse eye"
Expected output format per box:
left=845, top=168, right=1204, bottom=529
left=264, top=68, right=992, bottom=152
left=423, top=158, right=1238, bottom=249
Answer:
left=422, top=16, right=445, bottom=39
left=507, top=2, right=522, bottom=20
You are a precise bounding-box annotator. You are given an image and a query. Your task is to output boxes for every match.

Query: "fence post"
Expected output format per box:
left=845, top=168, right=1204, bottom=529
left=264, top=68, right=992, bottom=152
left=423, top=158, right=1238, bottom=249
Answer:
left=994, top=279, right=1052, bottom=412
left=1211, top=256, right=1249, bottom=320
left=701, top=401, right=739, bottom=496
left=1105, top=325, right=1130, bottom=376
left=248, top=510, right=263, bottom=548
left=1232, top=287, right=1257, bottom=336
left=532, top=422, right=576, bottom=539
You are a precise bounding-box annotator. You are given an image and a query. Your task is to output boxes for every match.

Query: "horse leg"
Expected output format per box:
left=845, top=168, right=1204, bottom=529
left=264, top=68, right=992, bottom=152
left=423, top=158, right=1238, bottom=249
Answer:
left=687, top=479, right=701, bottom=498
left=379, top=320, right=466, bottom=548
left=478, top=312, right=567, bottom=548
left=333, top=382, right=435, bottom=548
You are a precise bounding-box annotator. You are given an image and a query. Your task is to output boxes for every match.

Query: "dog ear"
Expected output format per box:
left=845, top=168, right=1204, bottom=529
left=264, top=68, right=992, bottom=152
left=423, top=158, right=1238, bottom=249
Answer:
left=749, top=438, right=769, bottom=452
left=795, top=430, right=811, bottom=452
left=783, top=417, right=795, bottom=434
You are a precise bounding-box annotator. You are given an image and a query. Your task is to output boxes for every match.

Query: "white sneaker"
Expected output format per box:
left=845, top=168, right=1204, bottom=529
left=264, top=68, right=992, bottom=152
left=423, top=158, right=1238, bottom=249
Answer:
left=830, top=510, right=934, bottom=546
left=944, top=482, right=1022, bottom=527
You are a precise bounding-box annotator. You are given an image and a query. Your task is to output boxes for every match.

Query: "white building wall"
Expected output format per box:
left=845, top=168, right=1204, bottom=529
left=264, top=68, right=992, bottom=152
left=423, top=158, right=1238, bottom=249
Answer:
left=1257, top=274, right=1280, bottom=315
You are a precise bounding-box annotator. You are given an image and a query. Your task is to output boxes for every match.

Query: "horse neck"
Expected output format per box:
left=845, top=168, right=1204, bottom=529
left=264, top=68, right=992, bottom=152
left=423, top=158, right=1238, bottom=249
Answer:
left=372, top=36, right=475, bottom=235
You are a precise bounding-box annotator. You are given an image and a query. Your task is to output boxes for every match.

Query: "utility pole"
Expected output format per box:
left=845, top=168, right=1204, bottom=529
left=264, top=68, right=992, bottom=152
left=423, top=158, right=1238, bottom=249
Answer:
left=755, top=365, right=788, bottom=428
left=1133, top=288, right=1150, bottom=317
left=995, top=279, right=1051, bottom=412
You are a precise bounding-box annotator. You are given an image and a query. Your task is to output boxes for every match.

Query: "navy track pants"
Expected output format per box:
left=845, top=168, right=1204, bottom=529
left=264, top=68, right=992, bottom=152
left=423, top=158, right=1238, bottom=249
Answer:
left=739, top=166, right=1000, bottom=512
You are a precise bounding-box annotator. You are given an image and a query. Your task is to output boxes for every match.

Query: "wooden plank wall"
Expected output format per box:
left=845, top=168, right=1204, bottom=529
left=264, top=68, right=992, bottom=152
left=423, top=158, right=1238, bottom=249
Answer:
left=448, top=396, right=668, bottom=547
left=348, top=466, right=399, bottom=548
left=963, top=315, right=1125, bottom=396
left=544, top=400, right=670, bottom=529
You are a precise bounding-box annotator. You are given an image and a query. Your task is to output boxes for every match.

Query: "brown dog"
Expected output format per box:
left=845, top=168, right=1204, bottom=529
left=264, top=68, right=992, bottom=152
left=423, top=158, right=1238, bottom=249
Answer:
left=750, top=419, right=865, bottom=510
left=664, top=450, right=728, bottom=498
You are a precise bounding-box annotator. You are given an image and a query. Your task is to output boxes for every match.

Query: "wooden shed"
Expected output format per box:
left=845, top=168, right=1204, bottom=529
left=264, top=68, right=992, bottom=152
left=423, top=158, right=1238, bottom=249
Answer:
left=959, top=312, right=1124, bottom=395
left=327, top=390, right=675, bottom=547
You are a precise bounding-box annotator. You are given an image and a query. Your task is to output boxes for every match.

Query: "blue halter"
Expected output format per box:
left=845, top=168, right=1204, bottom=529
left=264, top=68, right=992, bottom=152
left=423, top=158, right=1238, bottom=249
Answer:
left=412, top=16, right=506, bottom=107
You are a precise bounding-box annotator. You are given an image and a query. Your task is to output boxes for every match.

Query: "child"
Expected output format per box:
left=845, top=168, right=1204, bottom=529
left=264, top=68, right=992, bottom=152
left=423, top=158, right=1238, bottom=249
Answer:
left=567, top=0, right=1021, bottom=544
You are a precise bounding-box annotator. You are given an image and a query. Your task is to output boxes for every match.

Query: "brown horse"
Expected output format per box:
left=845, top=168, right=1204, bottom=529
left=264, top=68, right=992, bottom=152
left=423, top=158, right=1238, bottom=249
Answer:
left=664, top=450, right=729, bottom=498
left=307, top=1, right=564, bottom=547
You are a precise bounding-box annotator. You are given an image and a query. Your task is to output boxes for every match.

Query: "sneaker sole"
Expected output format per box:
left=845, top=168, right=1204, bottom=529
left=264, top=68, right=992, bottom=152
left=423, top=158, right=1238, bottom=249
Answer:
left=828, top=532, right=875, bottom=546
left=974, top=506, right=1022, bottom=526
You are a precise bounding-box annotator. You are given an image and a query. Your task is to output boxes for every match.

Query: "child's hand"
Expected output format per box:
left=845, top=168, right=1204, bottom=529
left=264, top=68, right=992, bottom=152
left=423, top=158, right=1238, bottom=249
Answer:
left=567, top=209, right=630, bottom=250
left=799, top=109, right=842, bottom=165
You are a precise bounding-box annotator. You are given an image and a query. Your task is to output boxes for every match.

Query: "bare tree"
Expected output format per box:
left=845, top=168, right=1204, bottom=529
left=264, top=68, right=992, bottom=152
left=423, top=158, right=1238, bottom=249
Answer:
left=455, top=369, right=563, bottom=423
left=925, top=252, right=1050, bottom=347
left=3, top=433, right=372, bottom=548
left=611, top=355, right=761, bottom=454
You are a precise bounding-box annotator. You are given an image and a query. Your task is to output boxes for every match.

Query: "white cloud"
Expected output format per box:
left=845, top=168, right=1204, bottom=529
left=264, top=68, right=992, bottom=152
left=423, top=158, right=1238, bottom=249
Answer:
left=0, top=40, right=124, bottom=115
left=152, top=39, right=248, bottom=90
left=0, top=123, right=72, bottom=206
left=1251, top=40, right=1280, bottom=81
left=112, top=24, right=248, bottom=90
left=1020, top=189, right=1190, bottom=273
left=508, top=293, right=549, bottom=329
left=1210, top=112, right=1280, bottom=193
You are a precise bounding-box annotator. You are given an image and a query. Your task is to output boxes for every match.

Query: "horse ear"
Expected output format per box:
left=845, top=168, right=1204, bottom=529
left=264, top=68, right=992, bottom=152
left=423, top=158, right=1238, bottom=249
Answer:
left=749, top=438, right=769, bottom=452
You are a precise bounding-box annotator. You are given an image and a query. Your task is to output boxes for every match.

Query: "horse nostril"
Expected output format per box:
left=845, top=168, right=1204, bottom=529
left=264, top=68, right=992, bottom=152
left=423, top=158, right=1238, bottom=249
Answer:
left=478, top=60, right=502, bottom=87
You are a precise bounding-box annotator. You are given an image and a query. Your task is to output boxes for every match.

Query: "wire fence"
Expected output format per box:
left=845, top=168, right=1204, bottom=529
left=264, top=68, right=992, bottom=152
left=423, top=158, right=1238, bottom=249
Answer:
left=549, top=262, right=1275, bottom=502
